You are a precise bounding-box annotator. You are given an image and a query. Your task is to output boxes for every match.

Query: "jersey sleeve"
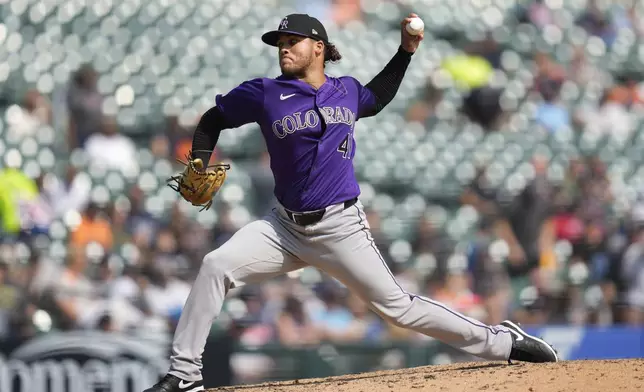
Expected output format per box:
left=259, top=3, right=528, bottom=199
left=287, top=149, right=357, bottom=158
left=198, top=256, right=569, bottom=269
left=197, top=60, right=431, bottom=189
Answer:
left=215, top=78, right=264, bottom=128
left=348, top=77, right=377, bottom=119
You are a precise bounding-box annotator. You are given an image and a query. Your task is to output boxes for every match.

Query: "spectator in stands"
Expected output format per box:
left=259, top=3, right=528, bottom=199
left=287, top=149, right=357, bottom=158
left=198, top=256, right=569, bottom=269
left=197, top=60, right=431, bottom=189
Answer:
left=405, top=80, right=442, bottom=124
left=345, top=294, right=384, bottom=342
left=310, top=281, right=357, bottom=342
left=412, top=215, right=454, bottom=270
left=506, top=155, right=554, bottom=276
left=331, top=0, right=363, bottom=27
left=611, top=2, right=635, bottom=32
left=211, top=204, right=242, bottom=249
left=576, top=157, right=612, bottom=225
left=568, top=46, right=606, bottom=87
left=576, top=89, right=634, bottom=140
left=228, top=286, right=276, bottom=384
left=67, top=64, right=103, bottom=149
left=41, top=165, right=91, bottom=218
left=6, top=251, right=58, bottom=338
left=441, top=50, right=504, bottom=130
left=150, top=132, right=171, bottom=160
left=166, top=200, right=213, bottom=271
left=625, top=3, right=644, bottom=36
left=141, top=263, right=191, bottom=321
left=24, top=174, right=56, bottom=237
left=274, top=294, right=321, bottom=347
left=108, top=199, right=131, bottom=247
left=468, top=219, right=512, bottom=325
left=550, top=199, right=585, bottom=247
left=464, top=32, right=503, bottom=70
left=108, top=262, right=143, bottom=303
left=69, top=202, right=114, bottom=251
left=52, top=246, right=100, bottom=329
left=152, top=226, right=191, bottom=280
left=511, top=286, right=551, bottom=326
left=0, top=262, right=19, bottom=337
left=524, top=0, right=554, bottom=29
left=163, top=114, right=222, bottom=167
left=462, top=167, right=534, bottom=271
left=90, top=254, right=147, bottom=331
left=576, top=0, right=617, bottom=47
left=433, top=264, right=486, bottom=321
left=165, top=115, right=191, bottom=162
left=237, top=286, right=267, bottom=326
left=534, top=78, right=571, bottom=133
left=24, top=249, right=61, bottom=304
left=532, top=52, right=566, bottom=94
left=619, top=224, right=644, bottom=325
left=5, top=89, right=52, bottom=139
left=603, top=77, right=644, bottom=107
left=574, top=222, right=610, bottom=285
left=460, top=166, right=500, bottom=218
left=562, top=261, right=598, bottom=325
left=124, top=185, right=158, bottom=248
left=84, top=116, right=139, bottom=176
left=317, top=292, right=383, bottom=343
left=586, top=281, right=616, bottom=326
left=461, top=86, right=505, bottom=130
left=96, top=314, right=116, bottom=332
left=390, top=260, right=420, bottom=295
left=555, top=158, right=590, bottom=223
left=0, top=165, right=40, bottom=239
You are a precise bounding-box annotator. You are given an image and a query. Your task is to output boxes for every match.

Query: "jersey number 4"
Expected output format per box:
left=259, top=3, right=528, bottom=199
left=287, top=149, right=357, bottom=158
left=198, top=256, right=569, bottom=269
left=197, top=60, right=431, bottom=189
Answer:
left=337, top=133, right=352, bottom=159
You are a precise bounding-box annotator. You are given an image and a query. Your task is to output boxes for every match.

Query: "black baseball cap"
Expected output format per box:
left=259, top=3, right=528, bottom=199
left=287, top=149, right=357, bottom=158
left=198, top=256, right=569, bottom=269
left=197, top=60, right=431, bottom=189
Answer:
left=261, top=14, right=330, bottom=47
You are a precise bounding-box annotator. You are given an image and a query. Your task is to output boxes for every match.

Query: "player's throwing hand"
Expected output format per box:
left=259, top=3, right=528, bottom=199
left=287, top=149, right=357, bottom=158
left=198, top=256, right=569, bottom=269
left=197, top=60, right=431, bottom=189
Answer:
left=401, top=13, right=424, bottom=53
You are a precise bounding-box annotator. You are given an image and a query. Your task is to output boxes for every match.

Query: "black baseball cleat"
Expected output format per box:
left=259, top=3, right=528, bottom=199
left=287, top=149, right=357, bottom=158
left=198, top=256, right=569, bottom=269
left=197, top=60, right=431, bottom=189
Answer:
left=143, top=374, right=204, bottom=392
left=502, top=320, right=558, bottom=363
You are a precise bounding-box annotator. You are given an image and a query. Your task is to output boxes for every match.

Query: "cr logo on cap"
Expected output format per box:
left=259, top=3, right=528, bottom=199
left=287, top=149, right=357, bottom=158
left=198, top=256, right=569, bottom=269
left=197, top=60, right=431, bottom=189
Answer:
left=279, top=18, right=288, bottom=29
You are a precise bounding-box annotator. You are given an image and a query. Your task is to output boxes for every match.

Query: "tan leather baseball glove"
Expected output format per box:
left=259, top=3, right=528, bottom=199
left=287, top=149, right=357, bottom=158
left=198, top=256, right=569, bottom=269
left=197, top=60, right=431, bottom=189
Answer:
left=167, top=151, right=230, bottom=211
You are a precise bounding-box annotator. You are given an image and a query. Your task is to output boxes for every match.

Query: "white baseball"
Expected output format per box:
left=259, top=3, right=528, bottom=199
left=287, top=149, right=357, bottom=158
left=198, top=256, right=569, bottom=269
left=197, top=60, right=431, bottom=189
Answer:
left=406, top=17, right=424, bottom=36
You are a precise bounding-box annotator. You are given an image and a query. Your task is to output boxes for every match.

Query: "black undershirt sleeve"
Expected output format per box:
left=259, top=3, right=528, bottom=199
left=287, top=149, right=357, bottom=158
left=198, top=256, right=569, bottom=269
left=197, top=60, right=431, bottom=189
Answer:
left=363, top=46, right=414, bottom=117
left=190, top=106, right=229, bottom=164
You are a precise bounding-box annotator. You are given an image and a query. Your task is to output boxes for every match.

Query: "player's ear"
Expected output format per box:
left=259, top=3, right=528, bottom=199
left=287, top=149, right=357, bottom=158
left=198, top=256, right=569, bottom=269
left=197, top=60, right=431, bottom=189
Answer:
left=314, top=40, right=324, bottom=56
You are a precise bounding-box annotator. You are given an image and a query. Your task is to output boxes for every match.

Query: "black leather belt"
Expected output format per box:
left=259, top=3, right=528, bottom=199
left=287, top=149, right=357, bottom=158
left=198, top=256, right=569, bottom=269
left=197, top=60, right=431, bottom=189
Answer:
left=285, top=197, right=358, bottom=226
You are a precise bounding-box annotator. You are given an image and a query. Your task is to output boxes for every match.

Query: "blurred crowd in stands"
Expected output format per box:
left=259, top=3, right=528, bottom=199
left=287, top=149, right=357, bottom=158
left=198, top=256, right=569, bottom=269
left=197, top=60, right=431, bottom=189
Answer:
left=1, top=1, right=644, bottom=358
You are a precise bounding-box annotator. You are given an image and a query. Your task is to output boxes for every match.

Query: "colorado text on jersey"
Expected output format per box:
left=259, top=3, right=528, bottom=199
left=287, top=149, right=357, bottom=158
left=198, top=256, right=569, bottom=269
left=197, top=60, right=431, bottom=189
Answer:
left=271, top=106, right=356, bottom=139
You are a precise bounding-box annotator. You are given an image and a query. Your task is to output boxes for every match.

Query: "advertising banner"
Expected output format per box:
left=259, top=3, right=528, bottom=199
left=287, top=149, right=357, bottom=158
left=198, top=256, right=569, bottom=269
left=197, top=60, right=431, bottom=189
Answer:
left=0, top=331, right=170, bottom=392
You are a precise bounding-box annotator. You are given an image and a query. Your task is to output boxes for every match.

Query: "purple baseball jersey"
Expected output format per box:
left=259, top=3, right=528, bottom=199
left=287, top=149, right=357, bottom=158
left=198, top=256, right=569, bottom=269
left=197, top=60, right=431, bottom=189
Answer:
left=215, top=75, right=377, bottom=212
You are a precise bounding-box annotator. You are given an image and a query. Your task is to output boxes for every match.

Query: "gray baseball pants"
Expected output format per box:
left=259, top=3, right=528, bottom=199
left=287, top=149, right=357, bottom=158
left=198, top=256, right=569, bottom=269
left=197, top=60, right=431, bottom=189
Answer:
left=168, top=199, right=513, bottom=381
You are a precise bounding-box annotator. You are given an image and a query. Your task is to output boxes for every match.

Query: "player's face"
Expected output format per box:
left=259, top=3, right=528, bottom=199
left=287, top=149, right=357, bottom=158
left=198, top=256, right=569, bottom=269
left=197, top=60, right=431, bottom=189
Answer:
left=277, top=34, right=317, bottom=77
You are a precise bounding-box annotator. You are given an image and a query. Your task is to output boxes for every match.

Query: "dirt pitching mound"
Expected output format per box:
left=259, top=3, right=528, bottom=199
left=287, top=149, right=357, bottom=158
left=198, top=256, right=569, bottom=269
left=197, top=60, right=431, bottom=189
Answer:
left=210, top=359, right=644, bottom=392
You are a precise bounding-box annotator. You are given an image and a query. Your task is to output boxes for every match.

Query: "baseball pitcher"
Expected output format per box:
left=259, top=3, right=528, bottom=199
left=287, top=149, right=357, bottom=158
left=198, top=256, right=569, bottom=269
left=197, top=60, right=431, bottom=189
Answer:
left=146, top=13, right=557, bottom=392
